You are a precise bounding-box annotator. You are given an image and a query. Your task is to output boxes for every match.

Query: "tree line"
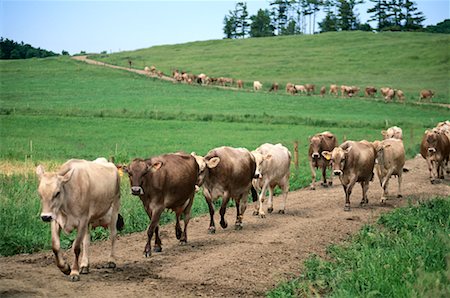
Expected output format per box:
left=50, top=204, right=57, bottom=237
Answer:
left=0, top=38, right=60, bottom=59
left=223, top=0, right=447, bottom=39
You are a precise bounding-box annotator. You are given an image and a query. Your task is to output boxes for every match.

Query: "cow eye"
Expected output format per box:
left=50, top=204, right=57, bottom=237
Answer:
left=54, top=191, right=60, bottom=198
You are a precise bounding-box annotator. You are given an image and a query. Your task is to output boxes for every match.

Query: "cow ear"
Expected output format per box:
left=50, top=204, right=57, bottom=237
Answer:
left=344, top=146, right=353, bottom=154
left=61, top=168, right=74, bottom=183
left=150, top=161, right=163, bottom=173
left=264, top=154, right=272, bottom=161
left=36, top=165, right=45, bottom=178
left=322, top=151, right=332, bottom=160
left=383, top=144, right=392, bottom=149
left=206, top=157, right=220, bottom=169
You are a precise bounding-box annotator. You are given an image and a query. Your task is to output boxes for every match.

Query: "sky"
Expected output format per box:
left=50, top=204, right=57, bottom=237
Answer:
left=1, top=0, right=448, bottom=55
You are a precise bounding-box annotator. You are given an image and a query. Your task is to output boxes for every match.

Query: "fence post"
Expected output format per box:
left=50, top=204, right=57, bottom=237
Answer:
left=294, top=141, right=299, bottom=170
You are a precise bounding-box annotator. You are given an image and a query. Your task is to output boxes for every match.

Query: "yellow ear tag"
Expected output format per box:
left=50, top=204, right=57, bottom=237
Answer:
left=324, top=154, right=331, bottom=161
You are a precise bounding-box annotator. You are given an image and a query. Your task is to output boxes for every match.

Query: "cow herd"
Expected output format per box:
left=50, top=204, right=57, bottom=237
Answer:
left=35, top=121, right=449, bottom=281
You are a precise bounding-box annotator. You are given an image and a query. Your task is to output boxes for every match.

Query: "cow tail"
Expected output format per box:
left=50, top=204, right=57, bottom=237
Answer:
left=116, top=213, right=125, bottom=231
left=251, top=186, right=258, bottom=202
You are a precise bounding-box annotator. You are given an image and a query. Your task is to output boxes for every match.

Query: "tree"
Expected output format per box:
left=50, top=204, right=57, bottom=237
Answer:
left=250, top=9, right=275, bottom=37
left=270, top=0, right=291, bottom=35
left=367, top=0, right=391, bottom=30
left=425, top=19, right=450, bottom=34
left=235, top=2, right=250, bottom=38
left=367, top=0, right=425, bottom=31
left=337, top=0, right=363, bottom=31
left=402, top=0, right=425, bottom=30
left=223, top=14, right=237, bottom=39
left=319, top=11, right=339, bottom=32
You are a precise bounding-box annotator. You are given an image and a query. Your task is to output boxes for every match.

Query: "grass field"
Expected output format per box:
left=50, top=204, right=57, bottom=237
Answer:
left=90, top=31, right=450, bottom=103
left=0, top=30, right=448, bottom=266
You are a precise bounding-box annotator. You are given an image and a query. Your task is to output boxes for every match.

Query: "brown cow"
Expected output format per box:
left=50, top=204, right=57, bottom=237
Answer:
left=373, top=139, right=405, bottom=203
left=396, top=89, right=405, bottom=102
left=236, top=79, right=244, bottom=89
left=384, top=88, right=395, bottom=102
left=380, top=87, right=391, bottom=98
left=329, top=84, right=339, bottom=96
left=419, top=89, right=434, bottom=101
left=36, top=158, right=122, bottom=281
left=305, top=84, right=315, bottom=95
left=269, top=82, right=279, bottom=92
left=286, top=83, right=294, bottom=93
left=322, top=140, right=376, bottom=211
left=365, top=86, right=377, bottom=97
left=192, top=146, right=257, bottom=232
left=381, top=126, right=403, bottom=140
left=308, top=131, right=338, bottom=190
left=420, top=129, right=450, bottom=183
left=320, top=86, right=326, bottom=97
left=124, top=153, right=199, bottom=257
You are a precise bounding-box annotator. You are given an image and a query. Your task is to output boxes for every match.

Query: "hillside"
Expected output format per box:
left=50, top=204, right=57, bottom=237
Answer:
left=91, top=31, right=450, bottom=102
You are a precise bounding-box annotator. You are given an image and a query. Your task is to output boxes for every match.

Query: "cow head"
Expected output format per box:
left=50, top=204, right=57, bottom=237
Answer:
left=36, top=165, right=74, bottom=222
left=309, top=135, right=322, bottom=159
left=191, top=153, right=220, bottom=187
left=322, top=146, right=351, bottom=176
left=124, top=159, right=162, bottom=196
left=375, top=143, right=391, bottom=165
left=424, top=130, right=440, bottom=154
left=251, top=151, right=272, bottom=179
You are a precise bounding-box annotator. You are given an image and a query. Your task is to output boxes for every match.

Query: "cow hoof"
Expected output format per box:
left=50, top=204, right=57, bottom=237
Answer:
left=328, top=181, right=333, bottom=186
left=252, top=210, right=259, bottom=216
left=235, top=224, right=243, bottom=230
left=267, top=207, right=274, bottom=214
left=153, top=246, right=162, bottom=253
left=179, top=240, right=187, bottom=246
left=397, top=194, right=403, bottom=198
left=380, top=199, right=386, bottom=205
left=80, top=266, right=89, bottom=274
left=144, top=251, right=151, bottom=258
left=61, top=264, right=71, bottom=275
left=208, top=227, right=216, bottom=234
left=310, top=186, right=316, bottom=190
left=278, top=210, right=285, bottom=214
left=220, top=221, right=228, bottom=229
left=106, top=262, right=116, bottom=269
left=260, top=213, right=266, bottom=218
left=175, top=228, right=182, bottom=240
left=69, top=274, right=80, bottom=282
left=344, top=205, right=351, bottom=212
left=321, top=183, right=328, bottom=188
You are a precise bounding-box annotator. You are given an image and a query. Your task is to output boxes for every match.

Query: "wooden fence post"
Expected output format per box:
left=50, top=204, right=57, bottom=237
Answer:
left=294, top=141, right=299, bottom=170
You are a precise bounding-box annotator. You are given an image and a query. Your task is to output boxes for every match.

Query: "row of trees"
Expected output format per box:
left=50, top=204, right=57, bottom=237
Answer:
left=0, top=38, right=59, bottom=59
left=223, top=0, right=429, bottom=38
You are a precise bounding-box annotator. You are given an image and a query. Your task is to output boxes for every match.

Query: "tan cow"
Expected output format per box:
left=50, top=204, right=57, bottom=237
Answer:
left=36, top=159, right=122, bottom=281
left=396, top=89, right=405, bottom=102
left=251, top=143, right=291, bottom=217
left=253, top=81, right=263, bottom=91
left=320, top=86, right=326, bottom=97
left=305, top=84, right=315, bottom=95
left=419, top=89, right=434, bottom=101
left=269, top=82, right=279, bottom=92
left=329, top=84, right=339, bottom=96
left=286, top=83, right=294, bottom=93
left=365, top=86, right=377, bottom=97
left=322, top=140, right=376, bottom=211
left=192, top=147, right=257, bottom=232
left=420, top=129, right=450, bottom=183
left=373, top=139, right=405, bottom=203
left=236, top=79, right=244, bottom=88
left=308, top=131, right=338, bottom=190
left=384, top=88, right=395, bottom=102
left=381, top=126, right=403, bottom=140
left=124, top=153, right=199, bottom=256
left=287, top=86, right=297, bottom=95
left=295, top=85, right=307, bottom=94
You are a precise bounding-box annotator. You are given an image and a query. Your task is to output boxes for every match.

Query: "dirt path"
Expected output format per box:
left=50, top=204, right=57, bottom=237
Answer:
left=0, top=156, right=448, bottom=297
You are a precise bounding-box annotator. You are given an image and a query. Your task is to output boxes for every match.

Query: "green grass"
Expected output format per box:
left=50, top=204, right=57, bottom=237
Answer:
left=91, top=31, right=450, bottom=103
left=267, top=197, right=450, bottom=297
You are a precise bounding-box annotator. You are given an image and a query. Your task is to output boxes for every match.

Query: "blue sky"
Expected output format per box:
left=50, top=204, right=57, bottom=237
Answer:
left=1, top=0, right=448, bottom=55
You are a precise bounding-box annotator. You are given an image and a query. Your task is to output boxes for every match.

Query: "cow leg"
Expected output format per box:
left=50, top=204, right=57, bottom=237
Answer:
left=219, top=194, right=230, bottom=229
left=70, top=221, right=88, bottom=281
left=180, top=196, right=194, bottom=243
left=144, top=207, right=164, bottom=257
left=205, top=195, right=216, bottom=234
left=257, top=181, right=270, bottom=218
left=397, top=171, right=403, bottom=198
left=344, top=178, right=357, bottom=211
left=80, top=230, right=90, bottom=274
left=360, top=181, right=370, bottom=207
left=321, top=165, right=329, bottom=187
left=279, top=177, right=289, bottom=214
left=426, top=157, right=435, bottom=182
left=107, top=209, right=119, bottom=269
left=235, top=194, right=247, bottom=230
left=309, top=162, right=317, bottom=190
left=175, top=210, right=182, bottom=240
left=380, top=168, right=394, bottom=204
left=267, top=186, right=274, bottom=214
left=51, top=221, right=70, bottom=275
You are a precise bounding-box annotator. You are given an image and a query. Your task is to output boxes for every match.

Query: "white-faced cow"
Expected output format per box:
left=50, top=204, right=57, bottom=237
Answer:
left=192, top=146, right=257, bottom=232
left=373, top=139, right=405, bottom=203
left=381, top=126, right=403, bottom=140
left=36, top=158, right=122, bottom=281
left=123, top=153, right=199, bottom=257
left=420, top=129, right=450, bottom=183
left=308, top=131, right=338, bottom=190
left=251, top=143, right=291, bottom=218
left=322, top=140, right=376, bottom=211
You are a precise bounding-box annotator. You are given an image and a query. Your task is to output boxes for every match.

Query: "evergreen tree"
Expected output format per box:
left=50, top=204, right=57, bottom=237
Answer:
left=337, top=0, right=363, bottom=31
left=250, top=9, right=275, bottom=37
left=235, top=2, right=250, bottom=38
left=402, top=0, right=425, bottom=30
left=269, top=0, right=291, bottom=35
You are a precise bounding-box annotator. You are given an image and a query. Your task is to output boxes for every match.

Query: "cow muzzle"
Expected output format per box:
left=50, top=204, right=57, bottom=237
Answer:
left=428, top=148, right=436, bottom=153
left=254, top=172, right=262, bottom=179
left=131, top=186, right=144, bottom=196
left=40, top=213, right=53, bottom=222
left=333, top=170, right=343, bottom=176
left=311, top=153, right=320, bottom=159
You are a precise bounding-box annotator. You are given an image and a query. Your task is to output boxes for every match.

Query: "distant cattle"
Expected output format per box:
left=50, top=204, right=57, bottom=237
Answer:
left=382, top=126, right=403, bottom=140
left=308, top=131, right=338, bottom=190
left=295, top=85, right=307, bottom=94
left=36, top=158, right=122, bottom=281
left=380, top=87, right=391, bottom=98
left=329, top=84, right=339, bottom=96
left=269, top=82, right=279, bottom=92
left=305, top=84, right=315, bottom=95
left=320, top=86, right=326, bottom=97
left=365, top=86, right=377, bottom=97
left=236, top=79, right=244, bottom=89
left=396, top=89, right=405, bottom=102
left=373, top=139, right=405, bottom=203
left=286, top=83, right=294, bottom=93
left=419, top=89, right=434, bottom=101
left=124, top=153, right=199, bottom=256
left=192, top=146, right=257, bottom=232
left=420, top=129, right=450, bottom=183
left=341, top=85, right=359, bottom=97
left=322, top=140, right=376, bottom=211
left=251, top=143, right=291, bottom=217
left=253, top=81, right=263, bottom=91
left=287, top=85, right=297, bottom=95
left=384, top=88, right=395, bottom=102
left=144, top=66, right=150, bottom=75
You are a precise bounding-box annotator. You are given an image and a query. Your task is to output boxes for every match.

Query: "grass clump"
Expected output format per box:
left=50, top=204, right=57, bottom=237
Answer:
left=267, top=197, right=450, bottom=297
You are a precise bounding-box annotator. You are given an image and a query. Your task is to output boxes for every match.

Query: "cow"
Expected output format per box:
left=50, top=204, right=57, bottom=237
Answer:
left=419, top=89, right=434, bottom=101
left=320, top=86, right=326, bottom=97
left=192, top=146, right=257, bottom=232
left=380, top=87, right=391, bottom=98
left=322, top=140, right=376, bottom=211
left=236, top=79, right=244, bottom=89
left=269, top=82, right=279, bottom=92
left=396, top=89, right=405, bottom=102
left=287, top=86, right=297, bottom=95
left=329, top=84, right=339, bottom=96
left=144, top=66, right=150, bottom=76
left=420, top=129, right=450, bottom=183
left=373, top=139, right=405, bottom=203
left=305, top=84, right=315, bottom=95
left=308, top=131, right=338, bottom=190
left=384, top=88, right=395, bottom=102
left=253, top=81, right=263, bottom=91
left=381, top=126, right=403, bottom=140
left=123, top=153, right=199, bottom=257
left=295, top=85, right=307, bottom=94
left=286, top=83, right=294, bottom=93
left=365, top=86, right=377, bottom=97
left=35, top=158, right=122, bottom=281
left=197, top=73, right=207, bottom=85
left=341, top=85, right=358, bottom=97
left=251, top=143, right=291, bottom=217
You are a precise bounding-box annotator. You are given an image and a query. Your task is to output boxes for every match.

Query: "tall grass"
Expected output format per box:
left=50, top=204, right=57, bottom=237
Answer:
left=267, top=197, right=450, bottom=297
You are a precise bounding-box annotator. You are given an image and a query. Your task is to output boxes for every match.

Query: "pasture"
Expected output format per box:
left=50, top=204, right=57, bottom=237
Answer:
left=0, top=32, right=449, bottom=296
